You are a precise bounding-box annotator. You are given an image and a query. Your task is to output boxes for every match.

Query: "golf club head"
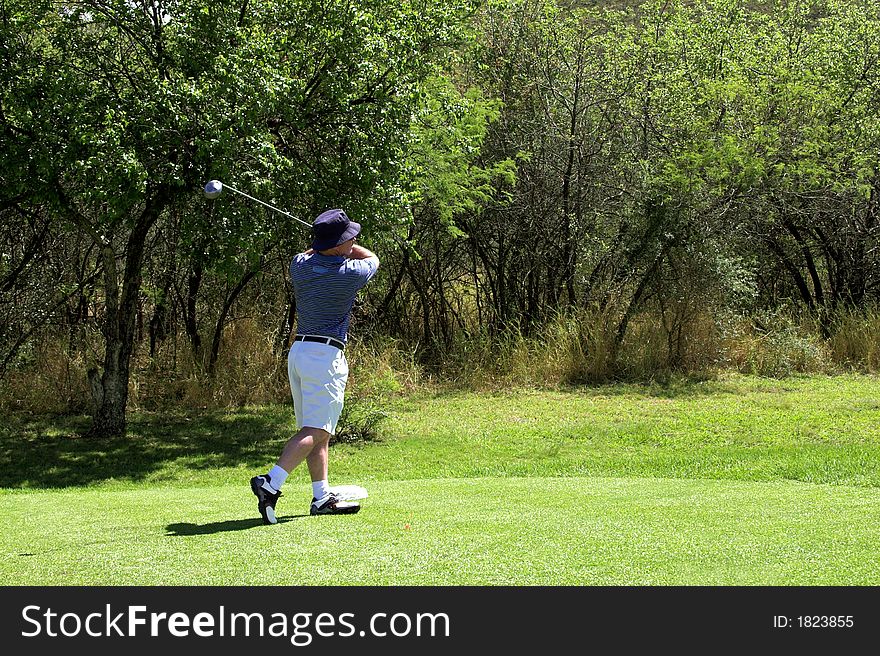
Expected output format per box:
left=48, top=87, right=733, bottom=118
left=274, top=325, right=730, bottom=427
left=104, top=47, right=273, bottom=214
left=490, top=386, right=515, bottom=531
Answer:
left=201, top=179, right=313, bottom=228
left=204, top=180, right=223, bottom=199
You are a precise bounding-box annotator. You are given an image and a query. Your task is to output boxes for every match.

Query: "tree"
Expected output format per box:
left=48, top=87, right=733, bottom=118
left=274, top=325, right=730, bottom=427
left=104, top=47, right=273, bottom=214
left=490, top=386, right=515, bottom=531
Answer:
left=1, top=0, right=474, bottom=434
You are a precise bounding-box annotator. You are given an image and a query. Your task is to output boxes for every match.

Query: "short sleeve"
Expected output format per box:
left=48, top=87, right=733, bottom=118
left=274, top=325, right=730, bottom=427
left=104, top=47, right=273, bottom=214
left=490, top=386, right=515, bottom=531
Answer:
left=346, top=255, right=379, bottom=289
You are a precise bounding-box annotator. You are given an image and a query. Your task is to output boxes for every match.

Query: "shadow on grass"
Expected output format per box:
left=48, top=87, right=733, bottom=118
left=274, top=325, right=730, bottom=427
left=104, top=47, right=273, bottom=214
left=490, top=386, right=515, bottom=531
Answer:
left=0, top=408, right=294, bottom=489
left=166, top=514, right=307, bottom=535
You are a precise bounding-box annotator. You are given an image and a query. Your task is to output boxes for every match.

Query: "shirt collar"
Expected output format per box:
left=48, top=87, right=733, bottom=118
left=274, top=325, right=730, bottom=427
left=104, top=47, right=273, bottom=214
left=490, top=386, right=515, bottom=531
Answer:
left=312, top=252, right=346, bottom=264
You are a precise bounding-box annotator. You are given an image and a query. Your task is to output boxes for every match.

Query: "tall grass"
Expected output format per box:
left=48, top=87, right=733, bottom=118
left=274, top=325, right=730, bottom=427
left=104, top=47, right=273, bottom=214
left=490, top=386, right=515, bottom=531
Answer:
left=827, top=310, right=880, bottom=372
left=0, top=339, right=94, bottom=415
left=715, top=310, right=832, bottom=377
left=2, top=307, right=879, bottom=415
left=428, top=306, right=837, bottom=387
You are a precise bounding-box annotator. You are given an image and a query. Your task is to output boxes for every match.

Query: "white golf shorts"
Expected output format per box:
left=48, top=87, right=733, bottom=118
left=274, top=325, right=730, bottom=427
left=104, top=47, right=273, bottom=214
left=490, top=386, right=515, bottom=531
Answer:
left=287, top=339, right=349, bottom=434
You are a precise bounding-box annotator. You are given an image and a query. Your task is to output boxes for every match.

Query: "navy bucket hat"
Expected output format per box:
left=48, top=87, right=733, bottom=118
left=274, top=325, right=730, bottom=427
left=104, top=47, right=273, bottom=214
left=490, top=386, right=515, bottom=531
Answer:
left=311, top=209, right=361, bottom=252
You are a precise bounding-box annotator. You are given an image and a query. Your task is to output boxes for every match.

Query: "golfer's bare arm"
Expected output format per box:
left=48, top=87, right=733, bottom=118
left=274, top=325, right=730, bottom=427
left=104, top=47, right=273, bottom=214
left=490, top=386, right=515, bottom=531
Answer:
left=348, top=244, right=379, bottom=262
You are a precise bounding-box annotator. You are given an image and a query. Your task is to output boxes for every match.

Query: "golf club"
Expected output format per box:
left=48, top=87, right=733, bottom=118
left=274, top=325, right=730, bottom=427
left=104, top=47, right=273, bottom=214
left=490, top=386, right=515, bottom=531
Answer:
left=204, top=180, right=312, bottom=228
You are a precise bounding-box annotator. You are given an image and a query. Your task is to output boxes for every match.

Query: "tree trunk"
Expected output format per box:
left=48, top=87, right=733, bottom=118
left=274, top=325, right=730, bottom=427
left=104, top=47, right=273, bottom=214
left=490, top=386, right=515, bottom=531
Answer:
left=88, top=188, right=169, bottom=437
left=612, top=247, right=668, bottom=363
left=377, top=231, right=412, bottom=326
left=185, top=262, right=204, bottom=358
left=406, top=258, right=433, bottom=349
left=277, top=296, right=297, bottom=356
left=207, top=268, right=258, bottom=376
left=88, top=342, right=131, bottom=436
left=782, top=215, right=824, bottom=308
left=764, top=234, right=816, bottom=312
left=561, top=68, right=581, bottom=307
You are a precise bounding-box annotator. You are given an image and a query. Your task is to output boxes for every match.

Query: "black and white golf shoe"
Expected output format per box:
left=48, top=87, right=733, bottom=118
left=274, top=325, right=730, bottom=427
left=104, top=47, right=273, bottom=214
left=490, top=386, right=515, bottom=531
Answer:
left=250, top=475, right=282, bottom=525
left=310, top=492, right=360, bottom=516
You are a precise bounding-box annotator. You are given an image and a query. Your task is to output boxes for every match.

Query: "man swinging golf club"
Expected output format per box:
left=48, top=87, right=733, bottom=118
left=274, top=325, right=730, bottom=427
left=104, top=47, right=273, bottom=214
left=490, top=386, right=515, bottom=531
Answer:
left=250, top=209, right=379, bottom=524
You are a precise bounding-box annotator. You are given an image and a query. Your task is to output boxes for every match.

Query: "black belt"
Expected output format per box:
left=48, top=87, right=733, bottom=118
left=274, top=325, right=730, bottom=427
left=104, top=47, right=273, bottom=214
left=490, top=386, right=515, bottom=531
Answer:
left=294, top=334, right=345, bottom=350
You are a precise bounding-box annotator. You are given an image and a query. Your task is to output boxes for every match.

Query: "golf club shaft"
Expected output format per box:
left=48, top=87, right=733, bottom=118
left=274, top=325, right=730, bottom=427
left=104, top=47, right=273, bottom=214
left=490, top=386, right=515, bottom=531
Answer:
left=222, top=183, right=312, bottom=228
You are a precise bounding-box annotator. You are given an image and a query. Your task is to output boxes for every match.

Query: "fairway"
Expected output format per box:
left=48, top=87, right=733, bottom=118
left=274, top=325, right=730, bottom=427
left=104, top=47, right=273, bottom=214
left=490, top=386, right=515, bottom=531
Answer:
left=2, top=374, right=879, bottom=585
left=2, top=477, right=879, bottom=585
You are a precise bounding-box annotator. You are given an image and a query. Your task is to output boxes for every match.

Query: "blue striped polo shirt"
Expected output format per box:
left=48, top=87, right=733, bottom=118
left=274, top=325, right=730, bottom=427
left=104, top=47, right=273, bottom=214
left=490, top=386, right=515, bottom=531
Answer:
left=290, top=252, right=379, bottom=342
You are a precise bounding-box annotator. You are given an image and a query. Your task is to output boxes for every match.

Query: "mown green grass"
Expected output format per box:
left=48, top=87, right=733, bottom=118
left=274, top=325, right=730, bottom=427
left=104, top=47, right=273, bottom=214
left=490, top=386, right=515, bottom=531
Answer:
left=2, top=374, right=879, bottom=584
left=3, top=477, right=879, bottom=585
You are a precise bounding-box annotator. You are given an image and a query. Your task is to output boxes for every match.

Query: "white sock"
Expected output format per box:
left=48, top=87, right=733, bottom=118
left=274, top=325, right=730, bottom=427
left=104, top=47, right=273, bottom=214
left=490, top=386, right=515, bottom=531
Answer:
left=265, top=465, right=289, bottom=492
left=312, top=480, right=331, bottom=500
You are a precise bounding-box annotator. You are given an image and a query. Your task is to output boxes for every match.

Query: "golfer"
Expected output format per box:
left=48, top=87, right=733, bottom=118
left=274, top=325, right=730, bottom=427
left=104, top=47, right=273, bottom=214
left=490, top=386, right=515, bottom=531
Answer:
left=250, top=209, right=379, bottom=524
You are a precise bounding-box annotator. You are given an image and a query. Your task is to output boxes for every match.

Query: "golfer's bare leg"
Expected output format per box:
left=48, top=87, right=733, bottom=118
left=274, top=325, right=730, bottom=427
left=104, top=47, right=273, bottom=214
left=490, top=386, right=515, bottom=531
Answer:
left=276, top=426, right=331, bottom=473
left=303, top=430, right=359, bottom=514
left=306, top=435, right=330, bottom=483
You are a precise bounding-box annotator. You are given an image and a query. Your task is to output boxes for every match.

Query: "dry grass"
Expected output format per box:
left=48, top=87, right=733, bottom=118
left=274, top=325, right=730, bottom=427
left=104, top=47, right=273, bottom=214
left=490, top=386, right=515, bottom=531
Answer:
left=714, top=311, right=833, bottom=378
left=2, top=306, right=879, bottom=415
left=827, top=310, right=880, bottom=373
left=0, top=338, right=95, bottom=414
